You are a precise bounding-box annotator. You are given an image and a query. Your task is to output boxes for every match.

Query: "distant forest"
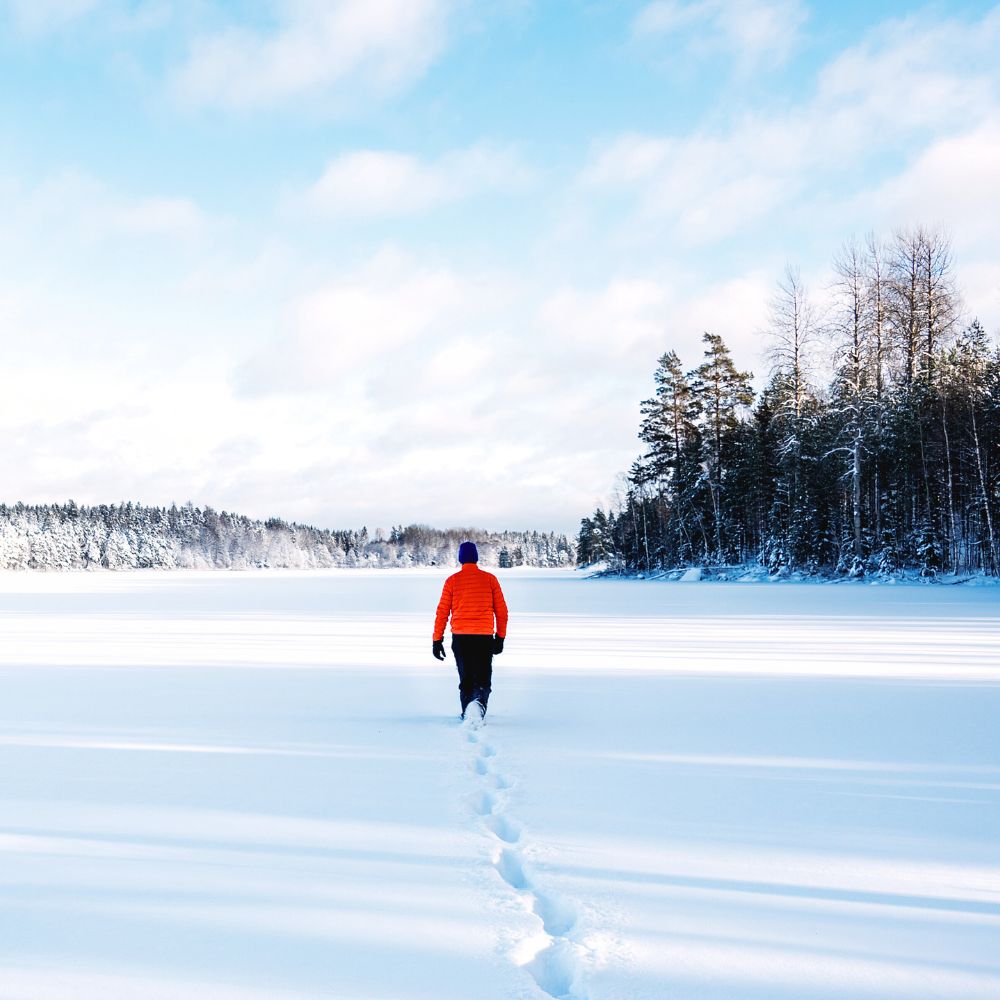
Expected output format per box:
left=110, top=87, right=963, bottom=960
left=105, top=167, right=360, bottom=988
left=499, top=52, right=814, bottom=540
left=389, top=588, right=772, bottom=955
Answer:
left=0, top=503, right=574, bottom=570
left=578, top=227, right=1000, bottom=578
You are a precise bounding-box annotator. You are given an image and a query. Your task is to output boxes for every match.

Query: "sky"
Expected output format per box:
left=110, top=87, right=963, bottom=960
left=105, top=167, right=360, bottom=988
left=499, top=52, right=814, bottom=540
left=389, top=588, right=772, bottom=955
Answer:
left=1, top=0, right=999, bottom=535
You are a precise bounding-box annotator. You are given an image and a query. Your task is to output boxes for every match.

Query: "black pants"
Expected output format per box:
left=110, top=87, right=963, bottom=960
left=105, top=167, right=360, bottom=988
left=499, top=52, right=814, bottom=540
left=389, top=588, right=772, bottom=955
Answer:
left=452, top=634, right=494, bottom=715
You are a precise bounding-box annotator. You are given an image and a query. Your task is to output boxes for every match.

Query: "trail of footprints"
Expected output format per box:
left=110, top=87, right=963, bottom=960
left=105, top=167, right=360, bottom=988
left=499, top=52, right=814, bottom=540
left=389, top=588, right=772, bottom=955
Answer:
left=465, top=724, right=588, bottom=1000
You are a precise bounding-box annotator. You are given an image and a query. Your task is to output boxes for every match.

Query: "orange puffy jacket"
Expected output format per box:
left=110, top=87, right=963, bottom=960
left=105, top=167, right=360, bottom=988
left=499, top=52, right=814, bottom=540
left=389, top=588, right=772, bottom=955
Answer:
left=433, top=564, right=508, bottom=640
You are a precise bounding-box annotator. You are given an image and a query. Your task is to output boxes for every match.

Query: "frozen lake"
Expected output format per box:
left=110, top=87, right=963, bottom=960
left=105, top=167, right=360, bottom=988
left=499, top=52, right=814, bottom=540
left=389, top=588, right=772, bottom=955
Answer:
left=1, top=569, right=998, bottom=999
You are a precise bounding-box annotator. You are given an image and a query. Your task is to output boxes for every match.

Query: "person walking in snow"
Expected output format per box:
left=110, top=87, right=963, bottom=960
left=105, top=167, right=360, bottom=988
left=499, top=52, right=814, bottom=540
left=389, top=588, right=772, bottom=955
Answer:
left=432, top=541, right=508, bottom=721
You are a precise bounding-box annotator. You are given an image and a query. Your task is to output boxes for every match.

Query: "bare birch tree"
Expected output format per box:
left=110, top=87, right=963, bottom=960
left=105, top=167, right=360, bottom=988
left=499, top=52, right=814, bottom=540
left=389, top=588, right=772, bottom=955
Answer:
left=890, top=227, right=925, bottom=389
left=829, top=240, right=873, bottom=565
left=766, top=265, right=819, bottom=558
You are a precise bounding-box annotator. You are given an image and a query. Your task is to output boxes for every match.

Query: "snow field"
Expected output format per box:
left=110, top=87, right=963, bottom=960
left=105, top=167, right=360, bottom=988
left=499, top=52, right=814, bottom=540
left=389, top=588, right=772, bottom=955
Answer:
left=0, top=568, right=998, bottom=999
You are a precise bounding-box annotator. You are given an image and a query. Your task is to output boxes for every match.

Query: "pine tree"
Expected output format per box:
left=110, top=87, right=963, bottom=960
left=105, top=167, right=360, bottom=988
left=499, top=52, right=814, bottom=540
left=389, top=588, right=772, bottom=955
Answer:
left=580, top=223, right=997, bottom=579
left=690, top=332, right=754, bottom=561
left=639, top=351, right=701, bottom=486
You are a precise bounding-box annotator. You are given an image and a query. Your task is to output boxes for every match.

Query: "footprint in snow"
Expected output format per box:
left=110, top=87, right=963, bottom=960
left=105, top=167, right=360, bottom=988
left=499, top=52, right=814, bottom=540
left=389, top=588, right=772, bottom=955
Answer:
left=473, top=790, right=498, bottom=816
left=494, top=847, right=530, bottom=891
left=486, top=812, right=521, bottom=844
left=524, top=938, right=587, bottom=1000
left=532, top=891, right=578, bottom=937
left=461, top=714, right=588, bottom=999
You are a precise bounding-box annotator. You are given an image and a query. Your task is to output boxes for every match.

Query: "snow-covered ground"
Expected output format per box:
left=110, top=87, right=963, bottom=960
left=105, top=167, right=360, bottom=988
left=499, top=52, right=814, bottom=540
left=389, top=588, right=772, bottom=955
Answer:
left=1, top=569, right=998, bottom=1000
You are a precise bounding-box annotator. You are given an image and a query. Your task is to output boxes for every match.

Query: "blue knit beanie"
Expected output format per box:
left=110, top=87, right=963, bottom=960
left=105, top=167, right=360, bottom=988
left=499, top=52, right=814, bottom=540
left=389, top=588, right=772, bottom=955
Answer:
left=458, top=541, right=479, bottom=564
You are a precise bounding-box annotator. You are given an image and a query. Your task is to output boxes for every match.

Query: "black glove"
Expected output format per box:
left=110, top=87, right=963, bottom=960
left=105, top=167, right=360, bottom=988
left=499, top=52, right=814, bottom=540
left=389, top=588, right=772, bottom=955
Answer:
left=493, top=635, right=504, bottom=655
left=433, top=639, right=446, bottom=661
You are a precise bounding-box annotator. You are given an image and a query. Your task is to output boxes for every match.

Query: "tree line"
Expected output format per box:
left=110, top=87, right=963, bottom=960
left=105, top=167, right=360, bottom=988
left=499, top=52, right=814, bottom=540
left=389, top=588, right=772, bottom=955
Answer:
left=0, top=502, right=574, bottom=570
left=578, top=227, right=1000, bottom=578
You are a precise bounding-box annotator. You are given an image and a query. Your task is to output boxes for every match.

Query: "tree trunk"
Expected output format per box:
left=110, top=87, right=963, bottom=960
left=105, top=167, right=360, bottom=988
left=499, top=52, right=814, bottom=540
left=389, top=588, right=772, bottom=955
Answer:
left=970, top=405, right=996, bottom=572
left=940, top=399, right=958, bottom=572
left=852, top=434, right=863, bottom=559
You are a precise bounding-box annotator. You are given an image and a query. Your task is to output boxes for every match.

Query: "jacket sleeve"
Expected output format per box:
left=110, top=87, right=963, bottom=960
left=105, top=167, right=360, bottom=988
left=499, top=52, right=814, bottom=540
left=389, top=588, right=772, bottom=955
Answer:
left=433, top=577, right=454, bottom=641
left=491, top=576, right=509, bottom=638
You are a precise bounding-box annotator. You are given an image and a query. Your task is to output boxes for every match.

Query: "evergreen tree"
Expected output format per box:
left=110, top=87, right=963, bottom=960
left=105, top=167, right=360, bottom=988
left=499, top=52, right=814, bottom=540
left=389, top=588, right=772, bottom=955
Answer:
left=579, top=224, right=997, bottom=579
left=690, top=332, right=754, bottom=561
left=0, top=506, right=575, bottom=570
left=639, top=350, right=701, bottom=486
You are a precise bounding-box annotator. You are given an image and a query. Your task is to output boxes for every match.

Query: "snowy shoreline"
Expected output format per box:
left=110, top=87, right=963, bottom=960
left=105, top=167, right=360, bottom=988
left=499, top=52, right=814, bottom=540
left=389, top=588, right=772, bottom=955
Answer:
left=581, top=564, right=1000, bottom=586
left=0, top=563, right=569, bottom=575
left=1, top=563, right=997, bottom=588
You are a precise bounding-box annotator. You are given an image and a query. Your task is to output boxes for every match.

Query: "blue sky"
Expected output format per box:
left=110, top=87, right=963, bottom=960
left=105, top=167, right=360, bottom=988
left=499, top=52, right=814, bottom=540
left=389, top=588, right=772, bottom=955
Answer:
left=1, top=0, right=999, bottom=533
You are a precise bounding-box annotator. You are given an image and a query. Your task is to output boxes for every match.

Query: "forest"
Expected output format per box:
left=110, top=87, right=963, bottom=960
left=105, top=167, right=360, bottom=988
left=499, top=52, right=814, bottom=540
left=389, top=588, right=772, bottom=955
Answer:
left=0, top=502, right=574, bottom=571
left=578, top=227, right=1000, bottom=578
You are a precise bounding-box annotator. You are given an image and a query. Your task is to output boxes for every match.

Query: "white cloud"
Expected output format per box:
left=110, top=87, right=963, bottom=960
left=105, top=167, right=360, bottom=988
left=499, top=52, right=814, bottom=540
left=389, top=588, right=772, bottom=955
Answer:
left=232, top=253, right=721, bottom=527
left=424, top=338, right=493, bottom=384
left=813, top=10, right=1000, bottom=141
left=582, top=127, right=802, bottom=245
left=960, top=261, right=1000, bottom=334
left=238, top=248, right=506, bottom=393
left=856, top=121, right=1000, bottom=332
left=7, top=3, right=1000, bottom=532
left=0, top=197, right=779, bottom=531
left=540, top=279, right=669, bottom=357
left=116, top=195, right=210, bottom=238
left=671, top=272, right=773, bottom=372
left=581, top=134, right=671, bottom=187
left=539, top=270, right=772, bottom=379
left=859, top=122, right=1000, bottom=242
left=0, top=0, right=165, bottom=35
left=632, top=0, right=807, bottom=69
left=522, top=268, right=776, bottom=512
left=2, top=170, right=212, bottom=244
left=1, top=0, right=101, bottom=32
left=299, top=145, right=533, bottom=219
left=583, top=7, right=1000, bottom=248
left=172, top=0, right=453, bottom=111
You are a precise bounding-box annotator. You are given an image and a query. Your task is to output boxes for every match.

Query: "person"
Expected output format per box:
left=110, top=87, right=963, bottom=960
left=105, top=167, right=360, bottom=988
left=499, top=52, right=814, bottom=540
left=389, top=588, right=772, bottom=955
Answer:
left=432, top=541, right=508, bottom=721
